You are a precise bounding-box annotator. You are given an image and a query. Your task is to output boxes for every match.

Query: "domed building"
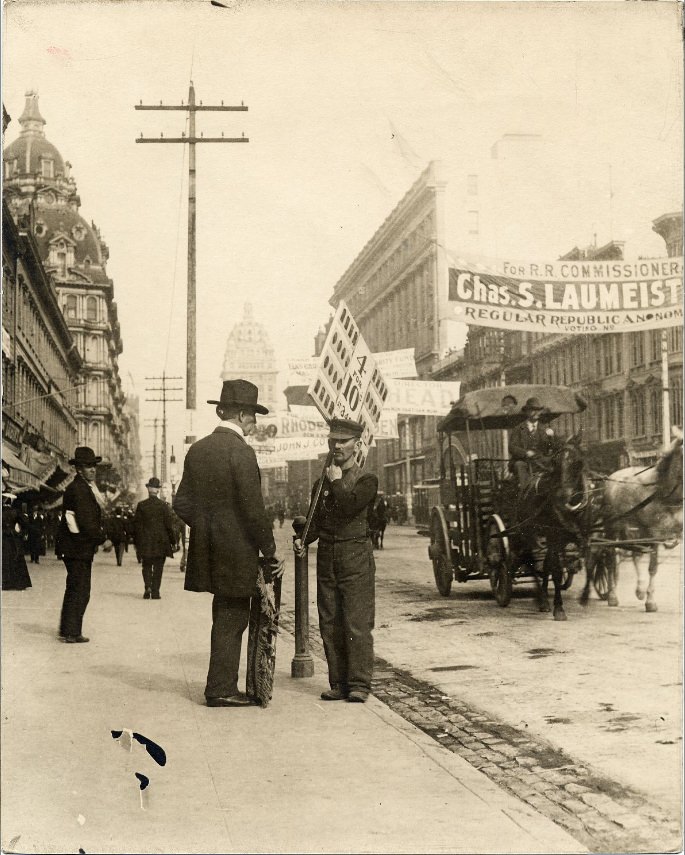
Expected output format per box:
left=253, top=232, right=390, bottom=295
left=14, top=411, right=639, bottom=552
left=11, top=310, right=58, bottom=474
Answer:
left=221, top=303, right=279, bottom=413
left=3, top=91, right=140, bottom=495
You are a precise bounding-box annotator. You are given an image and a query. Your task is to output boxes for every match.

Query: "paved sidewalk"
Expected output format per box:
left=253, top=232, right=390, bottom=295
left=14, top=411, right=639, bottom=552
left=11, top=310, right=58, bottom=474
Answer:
left=2, top=552, right=584, bottom=854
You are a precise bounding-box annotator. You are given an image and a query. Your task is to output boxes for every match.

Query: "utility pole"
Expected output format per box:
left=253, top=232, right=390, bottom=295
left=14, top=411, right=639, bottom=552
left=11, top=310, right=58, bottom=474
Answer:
left=145, top=372, right=183, bottom=486
left=143, top=419, right=161, bottom=479
left=135, top=84, right=249, bottom=418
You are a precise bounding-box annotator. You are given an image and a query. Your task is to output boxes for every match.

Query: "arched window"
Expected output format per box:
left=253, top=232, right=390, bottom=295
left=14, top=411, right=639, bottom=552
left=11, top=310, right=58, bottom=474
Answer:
left=65, top=295, right=77, bottom=319
left=86, top=296, right=97, bottom=322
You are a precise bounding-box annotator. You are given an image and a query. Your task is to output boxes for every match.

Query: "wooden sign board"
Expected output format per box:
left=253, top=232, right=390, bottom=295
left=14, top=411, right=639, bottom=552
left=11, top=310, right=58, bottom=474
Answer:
left=307, top=301, right=388, bottom=463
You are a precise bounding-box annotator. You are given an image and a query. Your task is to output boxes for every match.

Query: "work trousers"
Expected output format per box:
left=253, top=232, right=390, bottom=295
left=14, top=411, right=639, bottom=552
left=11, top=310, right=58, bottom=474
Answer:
left=60, top=557, right=93, bottom=637
left=316, top=538, right=375, bottom=694
left=141, top=558, right=166, bottom=596
left=205, top=595, right=252, bottom=699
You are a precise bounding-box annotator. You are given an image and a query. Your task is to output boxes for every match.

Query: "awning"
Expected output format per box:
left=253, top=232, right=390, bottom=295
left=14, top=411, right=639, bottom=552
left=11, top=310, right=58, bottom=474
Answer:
left=2, top=447, right=54, bottom=492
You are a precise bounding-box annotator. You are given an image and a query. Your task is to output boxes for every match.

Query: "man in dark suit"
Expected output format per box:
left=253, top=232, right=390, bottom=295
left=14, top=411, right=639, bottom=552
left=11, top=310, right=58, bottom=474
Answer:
left=173, top=379, right=283, bottom=708
left=133, top=477, right=176, bottom=599
left=58, top=446, right=106, bottom=643
left=106, top=506, right=128, bottom=567
left=509, top=397, right=562, bottom=488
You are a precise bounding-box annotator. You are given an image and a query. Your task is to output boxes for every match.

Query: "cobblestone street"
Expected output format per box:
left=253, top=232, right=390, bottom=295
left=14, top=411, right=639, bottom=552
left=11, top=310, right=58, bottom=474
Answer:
left=274, top=522, right=683, bottom=852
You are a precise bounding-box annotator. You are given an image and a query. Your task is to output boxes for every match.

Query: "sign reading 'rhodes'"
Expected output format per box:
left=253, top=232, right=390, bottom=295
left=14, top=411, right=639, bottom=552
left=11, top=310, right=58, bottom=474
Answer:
left=447, top=257, right=683, bottom=334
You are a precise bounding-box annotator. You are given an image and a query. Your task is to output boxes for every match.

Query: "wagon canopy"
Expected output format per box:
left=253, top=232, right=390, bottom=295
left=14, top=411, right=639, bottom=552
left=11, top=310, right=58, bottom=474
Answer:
left=437, top=385, right=587, bottom=432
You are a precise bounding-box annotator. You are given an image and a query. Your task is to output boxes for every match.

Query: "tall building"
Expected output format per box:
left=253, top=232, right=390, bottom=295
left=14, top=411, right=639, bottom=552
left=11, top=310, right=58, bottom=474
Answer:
left=3, top=91, right=138, bottom=492
left=220, top=303, right=279, bottom=414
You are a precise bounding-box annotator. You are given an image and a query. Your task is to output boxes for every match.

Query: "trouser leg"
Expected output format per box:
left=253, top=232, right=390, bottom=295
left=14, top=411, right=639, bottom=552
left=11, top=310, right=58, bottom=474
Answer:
left=337, top=541, right=375, bottom=694
left=115, top=542, right=124, bottom=565
left=205, top=595, right=251, bottom=699
left=60, top=558, right=92, bottom=636
left=141, top=560, right=153, bottom=592
left=513, top=460, right=531, bottom=487
left=317, top=544, right=349, bottom=692
left=151, top=558, right=165, bottom=596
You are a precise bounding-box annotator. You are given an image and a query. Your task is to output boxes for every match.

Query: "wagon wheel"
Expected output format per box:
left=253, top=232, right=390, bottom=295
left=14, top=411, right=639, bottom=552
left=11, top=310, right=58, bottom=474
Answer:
left=592, top=551, right=610, bottom=600
left=486, top=514, right=512, bottom=607
left=428, top=507, right=453, bottom=597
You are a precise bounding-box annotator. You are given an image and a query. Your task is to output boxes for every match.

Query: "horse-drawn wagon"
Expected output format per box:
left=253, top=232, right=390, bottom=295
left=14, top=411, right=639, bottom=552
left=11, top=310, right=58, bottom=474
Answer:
left=426, top=383, right=683, bottom=619
left=426, top=384, right=591, bottom=619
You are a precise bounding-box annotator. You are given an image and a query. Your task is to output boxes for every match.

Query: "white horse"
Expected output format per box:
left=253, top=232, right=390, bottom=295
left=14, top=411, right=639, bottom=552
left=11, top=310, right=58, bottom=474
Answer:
left=598, top=427, right=682, bottom=612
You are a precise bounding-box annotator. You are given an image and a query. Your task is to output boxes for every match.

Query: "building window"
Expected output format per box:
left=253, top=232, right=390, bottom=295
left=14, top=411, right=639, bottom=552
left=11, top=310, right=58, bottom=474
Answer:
left=649, top=387, right=662, bottom=435
left=630, top=333, right=644, bottom=368
left=649, top=330, right=661, bottom=363
left=467, top=210, right=479, bottom=235
left=86, top=296, right=97, bottom=322
left=41, top=159, right=54, bottom=179
left=3, top=161, right=10, bottom=180
left=631, top=389, right=646, bottom=437
left=57, top=251, right=67, bottom=276
left=602, top=338, right=613, bottom=376
left=615, top=336, right=623, bottom=373
left=667, top=325, right=682, bottom=353
left=467, top=174, right=478, bottom=195
left=617, top=395, right=625, bottom=437
left=605, top=397, right=615, bottom=439
left=65, top=295, right=77, bottom=319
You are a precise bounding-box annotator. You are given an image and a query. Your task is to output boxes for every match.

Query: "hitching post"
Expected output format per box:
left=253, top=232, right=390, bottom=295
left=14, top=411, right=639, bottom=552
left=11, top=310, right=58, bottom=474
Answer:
left=291, top=515, right=314, bottom=677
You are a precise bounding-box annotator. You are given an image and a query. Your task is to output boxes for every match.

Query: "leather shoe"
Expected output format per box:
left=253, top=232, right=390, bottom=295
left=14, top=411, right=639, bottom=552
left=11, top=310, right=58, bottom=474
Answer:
left=206, top=693, right=255, bottom=708
left=151, top=593, right=161, bottom=600
left=347, top=690, right=368, bottom=703
left=61, top=635, right=90, bottom=644
left=143, top=590, right=151, bottom=599
left=320, top=687, right=348, bottom=701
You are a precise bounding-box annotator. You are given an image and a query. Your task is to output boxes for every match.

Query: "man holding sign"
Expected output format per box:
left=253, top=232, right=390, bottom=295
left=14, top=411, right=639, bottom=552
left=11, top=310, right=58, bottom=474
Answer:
left=294, top=418, right=377, bottom=703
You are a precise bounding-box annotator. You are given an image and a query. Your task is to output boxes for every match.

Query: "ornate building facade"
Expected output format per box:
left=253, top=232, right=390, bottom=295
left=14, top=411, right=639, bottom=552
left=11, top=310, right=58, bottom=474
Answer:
left=221, top=302, right=279, bottom=414
left=3, top=91, right=140, bottom=494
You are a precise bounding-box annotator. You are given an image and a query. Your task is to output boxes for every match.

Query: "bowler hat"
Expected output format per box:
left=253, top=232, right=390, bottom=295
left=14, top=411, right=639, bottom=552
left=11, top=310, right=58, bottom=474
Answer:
left=69, top=446, right=102, bottom=466
left=523, top=397, right=545, bottom=413
left=207, top=379, right=269, bottom=415
left=146, top=477, right=162, bottom=488
left=328, top=417, right=364, bottom=440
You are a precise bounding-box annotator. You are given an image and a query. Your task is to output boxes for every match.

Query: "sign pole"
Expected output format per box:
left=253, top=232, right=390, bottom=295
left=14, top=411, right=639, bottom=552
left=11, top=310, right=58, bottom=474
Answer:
left=661, top=330, right=671, bottom=447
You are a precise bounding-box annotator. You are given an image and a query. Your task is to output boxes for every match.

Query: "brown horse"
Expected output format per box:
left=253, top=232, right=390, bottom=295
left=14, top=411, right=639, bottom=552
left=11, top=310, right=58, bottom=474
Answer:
left=583, top=428, right=683, bottom=612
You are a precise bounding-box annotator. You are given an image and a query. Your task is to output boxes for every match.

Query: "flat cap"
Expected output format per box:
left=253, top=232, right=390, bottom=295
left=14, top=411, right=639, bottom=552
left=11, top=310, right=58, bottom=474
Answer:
left=328, top=417, right=364, bottom=440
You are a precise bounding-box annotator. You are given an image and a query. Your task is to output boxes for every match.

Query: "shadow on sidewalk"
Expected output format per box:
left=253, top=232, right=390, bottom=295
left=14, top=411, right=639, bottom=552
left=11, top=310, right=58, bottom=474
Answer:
left=88, top=662, right=201, bottom=701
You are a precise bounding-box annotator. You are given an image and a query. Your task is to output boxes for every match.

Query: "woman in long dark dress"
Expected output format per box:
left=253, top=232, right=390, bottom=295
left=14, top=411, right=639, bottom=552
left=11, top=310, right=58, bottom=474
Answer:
left=2, top=498, right=32, bottom=591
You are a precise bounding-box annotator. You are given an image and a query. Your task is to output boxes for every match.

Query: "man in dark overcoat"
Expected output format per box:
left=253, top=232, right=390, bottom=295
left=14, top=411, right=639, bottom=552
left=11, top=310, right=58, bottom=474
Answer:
left=509, top=397, right=563, bottom=488
left=58, top=446, right=106, bottom=643
left=133, top=478, right=176, bottom=598
left=294, top=418, right=378, bottom=703
left=106, top=506, right=128, bottom=567
left=173, top=379, right=283, bottom=708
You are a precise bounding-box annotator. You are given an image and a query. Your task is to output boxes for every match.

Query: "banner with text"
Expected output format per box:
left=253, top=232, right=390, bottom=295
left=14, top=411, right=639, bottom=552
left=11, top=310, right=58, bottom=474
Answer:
left=384, top=379, right=461, bottom=416
left=289, top=404, right=400, bottom=440
left=446, top=256, right=683, bottom=334
left=287, top=347, right=416, bottom=388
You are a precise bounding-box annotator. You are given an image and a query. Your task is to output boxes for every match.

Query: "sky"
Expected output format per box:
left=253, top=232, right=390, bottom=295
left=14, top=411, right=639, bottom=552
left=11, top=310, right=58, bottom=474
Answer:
left=3, top=0, right=682, bottom=471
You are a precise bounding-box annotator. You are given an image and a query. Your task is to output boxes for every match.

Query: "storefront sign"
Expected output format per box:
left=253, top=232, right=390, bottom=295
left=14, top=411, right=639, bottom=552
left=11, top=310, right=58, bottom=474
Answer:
left=447, top=256, right=683, bottom=334
left=287, top=347, right=416, bottom=387
left=384, top=379, right=461, bottom=416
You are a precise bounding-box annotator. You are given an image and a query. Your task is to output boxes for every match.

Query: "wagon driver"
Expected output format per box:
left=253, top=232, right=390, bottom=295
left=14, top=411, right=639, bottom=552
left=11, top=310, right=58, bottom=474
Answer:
left=509, top=397, right=562, bottom=489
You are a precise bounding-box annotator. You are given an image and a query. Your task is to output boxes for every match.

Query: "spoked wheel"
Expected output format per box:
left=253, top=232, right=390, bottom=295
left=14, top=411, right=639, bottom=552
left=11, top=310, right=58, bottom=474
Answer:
left=428, top=507, right=453, bottom=597
left=486, top=514, right=512, bottom=607
left=592, top=552, right=610, bottom=600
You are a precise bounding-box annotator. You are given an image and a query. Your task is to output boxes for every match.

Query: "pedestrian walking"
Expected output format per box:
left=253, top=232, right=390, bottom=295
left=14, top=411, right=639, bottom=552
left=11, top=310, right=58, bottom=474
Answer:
left=293, top=418, right=378, bottom=703
left=57, top=446, right=106, bottom=643
left=27, top=506, right=46, bottom=563
left=173, top=379, right=284, bottom=708
left=2, top=495, right=32, bottom=591
left=133, top=477, right=176, bottom=599
left=106, top=506, right=128, bottom=567
left=277, top=506, right=285, bottom=528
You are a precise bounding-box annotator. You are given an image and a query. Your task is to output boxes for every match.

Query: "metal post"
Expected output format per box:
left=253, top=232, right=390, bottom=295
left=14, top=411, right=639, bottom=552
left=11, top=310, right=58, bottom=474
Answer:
left=404, top=417, right=413, bottom=523
left=187, top=84, right=197, bottom=410
left=291, top=515, right=314, bottom=678
left=661, top=329, right=671, bottom=447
